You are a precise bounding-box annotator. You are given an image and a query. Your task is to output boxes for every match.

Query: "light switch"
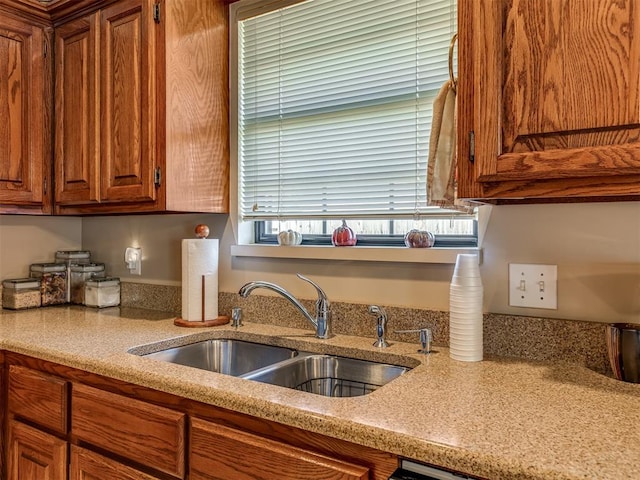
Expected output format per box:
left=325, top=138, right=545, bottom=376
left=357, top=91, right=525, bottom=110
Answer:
left=508, top=263, right=557, bottom=309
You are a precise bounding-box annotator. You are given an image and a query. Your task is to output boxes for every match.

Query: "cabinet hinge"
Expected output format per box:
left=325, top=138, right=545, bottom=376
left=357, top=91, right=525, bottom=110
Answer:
left=154, top=167, right=161, bottom=187
left=44, top=176, right=47, bottom=195
left=43, top=41, right=47, bottom=58
left=469, top=131, right=475, bottom=164
left=153, top=3, right=160, bottom=23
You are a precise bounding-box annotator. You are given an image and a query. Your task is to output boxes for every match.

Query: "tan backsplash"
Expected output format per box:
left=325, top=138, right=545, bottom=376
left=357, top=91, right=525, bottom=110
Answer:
left=119, top=282, right=611, bottom=376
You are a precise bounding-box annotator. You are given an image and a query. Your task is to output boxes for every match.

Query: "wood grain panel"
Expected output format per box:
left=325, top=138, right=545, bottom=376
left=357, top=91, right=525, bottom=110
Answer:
left=0, top=14, right=46, bottom=208
left=8, top=365, right=68, bottom=435
left=54, top=13, right=100, bottom=205
left=69, top=445, right=162, bottom=480
left=7, top=420, right=67, bottom=480
left=100, top=0, right=156, bottom=203
left=459, top=0, right=640, bottom=200
left=190, top=417, right=369, bottom=480
left=71, top=382, right=185, bottom=478
left=164, top=0, right=229, bottom=213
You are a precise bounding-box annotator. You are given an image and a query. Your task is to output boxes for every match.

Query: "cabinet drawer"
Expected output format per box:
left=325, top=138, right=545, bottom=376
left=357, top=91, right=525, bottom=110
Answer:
left=190, top=417, right=369, bottom=480
left=71, top=383, right=185, bottom=478
left=70, top=445, right=163, bottom=480
left=8, top=365, right=68, bottom=435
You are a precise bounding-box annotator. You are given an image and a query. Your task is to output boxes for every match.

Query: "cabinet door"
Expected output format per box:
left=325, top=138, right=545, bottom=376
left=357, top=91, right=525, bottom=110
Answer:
left=7, top=421, right=67, bottom=480
left=0, top=14, right=48, bottom=212
left=458, top=0, right=640, bottom=199
left=69, top=445, right=162, bottom=480
left=72, top=383, right=186, bottom=478
left=100, top=0, right=158, bottom=204
left=190, top=418, right=370, bottom=480
left=54, top=13, right=100, bottom=206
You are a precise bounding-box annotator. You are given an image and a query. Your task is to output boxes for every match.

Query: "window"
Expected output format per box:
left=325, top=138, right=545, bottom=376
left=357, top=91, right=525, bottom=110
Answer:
left=232, top=0, right=475, bottom=247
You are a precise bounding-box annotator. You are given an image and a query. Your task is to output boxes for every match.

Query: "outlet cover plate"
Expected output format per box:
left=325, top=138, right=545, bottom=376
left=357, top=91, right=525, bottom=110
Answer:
left=509, top=263, right=557, bottom=309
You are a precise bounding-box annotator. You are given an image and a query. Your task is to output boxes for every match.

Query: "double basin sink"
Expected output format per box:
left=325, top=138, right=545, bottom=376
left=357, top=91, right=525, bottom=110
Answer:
left=140, top=338, right=411, bottom=398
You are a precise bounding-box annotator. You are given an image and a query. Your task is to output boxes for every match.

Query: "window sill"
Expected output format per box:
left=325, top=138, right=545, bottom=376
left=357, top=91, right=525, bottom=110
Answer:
left=230, top=244, right=481, bottom=264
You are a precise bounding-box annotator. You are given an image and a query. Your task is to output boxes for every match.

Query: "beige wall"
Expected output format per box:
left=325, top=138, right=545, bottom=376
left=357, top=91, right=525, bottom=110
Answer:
left=0, top=216, right=82, bottom=279
left=81, top=201, right=640, bottom=323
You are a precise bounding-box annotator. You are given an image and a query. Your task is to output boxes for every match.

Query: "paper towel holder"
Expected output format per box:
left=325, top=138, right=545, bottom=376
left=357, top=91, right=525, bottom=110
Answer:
left=174, top=224, right=230, bottom=328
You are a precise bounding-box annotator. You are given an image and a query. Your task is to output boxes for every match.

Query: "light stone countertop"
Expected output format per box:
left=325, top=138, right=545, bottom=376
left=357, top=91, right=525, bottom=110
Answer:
left=0, top=306, right=638, bottom=480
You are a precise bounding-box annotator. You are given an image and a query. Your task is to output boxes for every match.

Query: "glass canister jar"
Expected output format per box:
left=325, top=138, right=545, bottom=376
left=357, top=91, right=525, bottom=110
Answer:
left=2, top=278, right=42, bottom=310
left=30, top=263, right=67, bottom=306
left=84, top=277, right=120, bottom=308
left=55, top=250, right=91, bottom=265
left=55, top=250, right=91, bottom=302
left=69, top=263, right=105, bottom=304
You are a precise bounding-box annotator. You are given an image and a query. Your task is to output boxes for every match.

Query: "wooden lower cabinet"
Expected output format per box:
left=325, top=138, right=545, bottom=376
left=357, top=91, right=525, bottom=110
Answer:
left=190, top=417, right=369, bottom=480
left=3, top=353, right=399, bottom=480
left=69, top=445, right=162, bottom=480
left=6, top=421, right=67, bottom=480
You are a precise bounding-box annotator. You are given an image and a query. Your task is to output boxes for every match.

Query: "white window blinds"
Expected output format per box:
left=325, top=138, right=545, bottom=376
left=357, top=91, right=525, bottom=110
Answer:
left=236, top=0, right=457, bottom=220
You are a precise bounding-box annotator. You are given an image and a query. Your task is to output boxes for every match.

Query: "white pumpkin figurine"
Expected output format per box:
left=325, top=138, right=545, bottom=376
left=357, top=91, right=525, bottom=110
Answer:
left=277, top=229, right=303, bottom=246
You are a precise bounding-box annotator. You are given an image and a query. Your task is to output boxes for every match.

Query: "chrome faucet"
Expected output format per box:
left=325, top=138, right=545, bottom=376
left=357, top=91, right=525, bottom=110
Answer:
left=238, top=274, right=332, bottom=339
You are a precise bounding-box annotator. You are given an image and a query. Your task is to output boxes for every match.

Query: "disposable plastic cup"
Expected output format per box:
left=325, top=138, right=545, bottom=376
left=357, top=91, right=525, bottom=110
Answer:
left=450, top=335, right=483, bottom=345
left=449, top=285, right=483, bottom=294
left=449, top=293, right=484, bottom=302
left=449, top=295, right=482, bottom=311
left=449, top=305, right=483, bottom=314
left=449, top=314, right=482, bottom=322
left=449, top=320, right=483, bottom=329
left=450, top=276, right=483, bottom=287
left=450, top=345, right=483, bottom=354
left=452, top=266, right=481, bottom=278
left=450, top=351, right=483, bottom=362
left=450, top=324, right=482, bottom=334
left=450, top=338, right=483, bottom=347
left=453, top=254, right=480, bottom=277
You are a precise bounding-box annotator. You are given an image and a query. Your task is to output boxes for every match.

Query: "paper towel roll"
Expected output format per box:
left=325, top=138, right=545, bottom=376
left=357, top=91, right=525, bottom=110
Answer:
left=182, top=238, right=219, bottom=321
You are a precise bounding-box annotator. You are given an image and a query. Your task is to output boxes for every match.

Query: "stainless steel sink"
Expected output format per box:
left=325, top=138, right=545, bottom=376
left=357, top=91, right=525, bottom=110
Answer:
left=243, top=354, right=410, bottom=397
left=140, top=338, right=411, bottom=397
left=143, top=339, right=297, bottom=376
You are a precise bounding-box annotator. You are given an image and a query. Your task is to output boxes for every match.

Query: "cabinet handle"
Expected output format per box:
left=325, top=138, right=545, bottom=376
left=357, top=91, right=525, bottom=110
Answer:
left=469, top=131, right=475, bottom=164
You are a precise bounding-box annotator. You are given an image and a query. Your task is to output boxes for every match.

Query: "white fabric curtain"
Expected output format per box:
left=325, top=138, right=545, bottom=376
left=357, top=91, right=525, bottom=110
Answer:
left=236, top=0, right=458, bottom=220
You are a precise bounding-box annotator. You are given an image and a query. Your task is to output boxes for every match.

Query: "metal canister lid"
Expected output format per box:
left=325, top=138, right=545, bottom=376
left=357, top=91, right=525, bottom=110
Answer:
left=29, top=263, right=67, bottom=272
left=85, top=277, right=120, bottom=287
left=2, top=278, right=41, bottom=289
left=55, top=250, right=91, bottom=260
left=70, top=262, right=105, bottom=273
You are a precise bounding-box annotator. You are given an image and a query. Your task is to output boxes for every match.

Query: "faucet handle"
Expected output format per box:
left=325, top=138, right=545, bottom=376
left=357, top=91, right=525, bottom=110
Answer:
left=296, top=274, right=327, bottom=301
left=395, top=328, right=432, bottom=354
left=231, top=307, right=243, bottom=328
left=368, top=305, right=388, bottom=348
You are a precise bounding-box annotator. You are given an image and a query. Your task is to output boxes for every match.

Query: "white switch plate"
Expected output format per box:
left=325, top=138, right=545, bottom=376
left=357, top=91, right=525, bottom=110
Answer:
left=508, top=263, right=557, bottom=309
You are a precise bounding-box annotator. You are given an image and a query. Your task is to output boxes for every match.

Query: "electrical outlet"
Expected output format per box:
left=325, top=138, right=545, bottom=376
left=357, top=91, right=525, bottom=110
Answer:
left=508, top=263, right=557, bottom=309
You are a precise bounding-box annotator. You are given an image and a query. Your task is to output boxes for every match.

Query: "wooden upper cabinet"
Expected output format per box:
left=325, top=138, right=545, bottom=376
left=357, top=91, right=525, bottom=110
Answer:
left=457, top=0, right=640, bottom=200
left=100, top=0, right=157, bottom=205
left=54, top=13, right=100, bottom=206
left=0, top=12, right=50, bottom=214
left=54, top=0, right=230, bottom=214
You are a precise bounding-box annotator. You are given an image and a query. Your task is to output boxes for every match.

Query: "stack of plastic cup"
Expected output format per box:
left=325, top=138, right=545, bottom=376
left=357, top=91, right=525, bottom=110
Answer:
left=449, top=253, right=483, bottom=362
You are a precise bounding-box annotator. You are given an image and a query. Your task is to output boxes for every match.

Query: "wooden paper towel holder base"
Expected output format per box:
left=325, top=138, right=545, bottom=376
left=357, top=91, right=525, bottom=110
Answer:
left=173, top=316, right=230, bottom=328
